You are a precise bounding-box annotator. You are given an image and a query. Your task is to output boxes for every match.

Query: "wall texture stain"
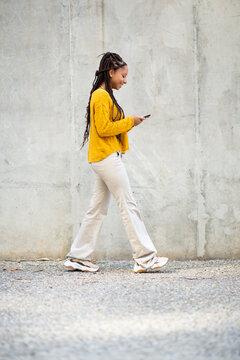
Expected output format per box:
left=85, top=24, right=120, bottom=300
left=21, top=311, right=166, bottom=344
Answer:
left=0, top=0, right=239, bottom=260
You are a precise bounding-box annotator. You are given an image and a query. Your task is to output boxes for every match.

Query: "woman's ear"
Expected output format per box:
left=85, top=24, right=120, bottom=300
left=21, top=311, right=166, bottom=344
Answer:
left=109, top=69, right=113, bottom=78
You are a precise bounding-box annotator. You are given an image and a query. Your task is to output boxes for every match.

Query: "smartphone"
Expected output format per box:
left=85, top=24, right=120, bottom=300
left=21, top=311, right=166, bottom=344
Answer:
left=144, top=114, right=151, bottom=118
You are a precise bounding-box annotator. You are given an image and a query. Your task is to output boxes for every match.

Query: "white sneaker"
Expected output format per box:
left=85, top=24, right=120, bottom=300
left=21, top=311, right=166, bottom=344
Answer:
left=134, top=256, right=169, bottom=273
left=64, top=258, right=99, bottom=272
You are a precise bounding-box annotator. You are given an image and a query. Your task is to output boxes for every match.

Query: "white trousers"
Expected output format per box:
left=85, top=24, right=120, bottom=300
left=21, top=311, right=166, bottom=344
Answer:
left=66, top=151, right=158, bottom=268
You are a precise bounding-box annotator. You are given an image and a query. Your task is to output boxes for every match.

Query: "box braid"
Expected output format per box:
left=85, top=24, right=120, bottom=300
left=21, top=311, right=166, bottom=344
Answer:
left=81, top=52, right=127, bottom=149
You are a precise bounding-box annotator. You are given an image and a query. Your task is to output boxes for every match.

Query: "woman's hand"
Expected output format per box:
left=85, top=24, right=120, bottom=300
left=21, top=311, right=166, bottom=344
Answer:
left=132, top=115, right=146, bottom=126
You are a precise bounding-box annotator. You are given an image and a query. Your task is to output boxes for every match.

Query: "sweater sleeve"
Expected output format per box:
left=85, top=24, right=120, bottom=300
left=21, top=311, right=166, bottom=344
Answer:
left=93, top=93, right=134, bottom=137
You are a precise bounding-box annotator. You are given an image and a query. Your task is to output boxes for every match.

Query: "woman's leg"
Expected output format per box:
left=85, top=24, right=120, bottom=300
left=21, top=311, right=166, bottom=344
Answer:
left=91, top=152, right=158, bottom=269
left=66, top=171, right=111, bottom=260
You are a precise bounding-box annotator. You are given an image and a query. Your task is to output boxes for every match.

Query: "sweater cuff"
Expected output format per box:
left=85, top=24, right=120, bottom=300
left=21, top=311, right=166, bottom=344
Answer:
left=129, top=116, right=134, bottom=130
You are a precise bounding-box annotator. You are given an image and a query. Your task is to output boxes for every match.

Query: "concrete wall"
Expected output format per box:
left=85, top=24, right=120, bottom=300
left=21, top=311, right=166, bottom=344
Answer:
left=0, top=0, right=239, bottom=260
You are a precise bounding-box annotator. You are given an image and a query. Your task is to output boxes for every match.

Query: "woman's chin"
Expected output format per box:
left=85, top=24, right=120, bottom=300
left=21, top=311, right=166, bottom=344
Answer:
left=113, top=84, right=123, bottom=90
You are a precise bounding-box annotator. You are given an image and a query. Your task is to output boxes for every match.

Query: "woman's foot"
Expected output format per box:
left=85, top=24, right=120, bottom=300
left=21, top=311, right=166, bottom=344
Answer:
left=134, top=256, right=168, bottom=273
left=64, top=258, right=99, bottom=272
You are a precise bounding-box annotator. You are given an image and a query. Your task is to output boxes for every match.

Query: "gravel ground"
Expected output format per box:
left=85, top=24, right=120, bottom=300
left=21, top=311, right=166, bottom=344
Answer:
left=0, top=259, right=240, bottom=360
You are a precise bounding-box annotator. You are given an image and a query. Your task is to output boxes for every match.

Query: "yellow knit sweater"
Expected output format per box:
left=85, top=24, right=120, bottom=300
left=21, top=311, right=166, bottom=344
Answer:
left=88, top=88, right=134, bottom=163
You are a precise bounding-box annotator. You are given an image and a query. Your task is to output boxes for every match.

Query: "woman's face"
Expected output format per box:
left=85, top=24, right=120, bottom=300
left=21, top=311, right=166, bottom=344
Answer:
left=109, top=65, right=128, bottom=90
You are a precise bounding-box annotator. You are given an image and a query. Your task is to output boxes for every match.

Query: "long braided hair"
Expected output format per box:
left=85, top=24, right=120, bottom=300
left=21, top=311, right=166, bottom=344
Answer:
left=81, top=52, right=127, bottom=149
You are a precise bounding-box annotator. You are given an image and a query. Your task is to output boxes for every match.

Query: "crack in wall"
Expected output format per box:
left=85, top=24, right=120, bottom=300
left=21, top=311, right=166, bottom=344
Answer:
left=101, top=0, right=105, bottom=52
left=68, top=0, right=78, bottom=242
left=193, top=0, right=208, bottom=258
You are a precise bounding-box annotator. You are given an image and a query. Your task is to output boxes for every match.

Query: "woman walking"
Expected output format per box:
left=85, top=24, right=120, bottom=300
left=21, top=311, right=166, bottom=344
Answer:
left=64, top=52, right=168, bottom=273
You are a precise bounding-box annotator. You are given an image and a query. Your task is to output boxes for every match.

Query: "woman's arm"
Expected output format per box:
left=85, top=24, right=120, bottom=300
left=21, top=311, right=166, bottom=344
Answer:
left=94, top=100, right=134, bottom=137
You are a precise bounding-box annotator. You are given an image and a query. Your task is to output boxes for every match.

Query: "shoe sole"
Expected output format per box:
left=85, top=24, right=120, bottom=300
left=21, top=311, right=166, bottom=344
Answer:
left=134, top=258, right=169, bottom=273
left=63, top=260, right=99, bottom=272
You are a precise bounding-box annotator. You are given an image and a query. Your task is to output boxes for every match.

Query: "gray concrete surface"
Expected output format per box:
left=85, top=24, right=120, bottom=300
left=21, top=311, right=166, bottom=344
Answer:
left=1, top=0, right=240, bottom=260
left=0, top=259, right=240, bottom=360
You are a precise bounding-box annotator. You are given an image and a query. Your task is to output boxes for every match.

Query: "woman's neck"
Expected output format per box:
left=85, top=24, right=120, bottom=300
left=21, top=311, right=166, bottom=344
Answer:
left=99, top=83, right=112, bottom=90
